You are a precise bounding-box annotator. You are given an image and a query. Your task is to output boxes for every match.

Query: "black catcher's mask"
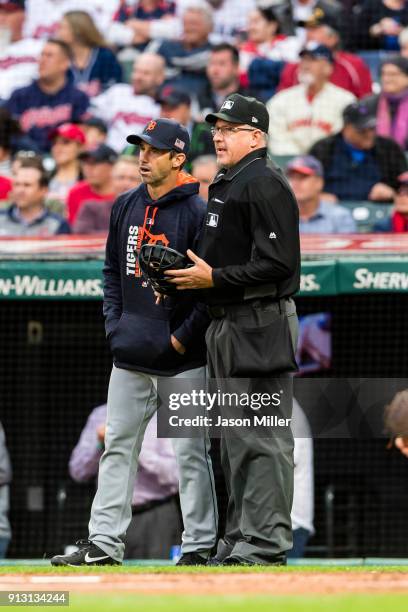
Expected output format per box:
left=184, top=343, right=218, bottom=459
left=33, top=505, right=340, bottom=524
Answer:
left=138, top=244, right=191, bottom=295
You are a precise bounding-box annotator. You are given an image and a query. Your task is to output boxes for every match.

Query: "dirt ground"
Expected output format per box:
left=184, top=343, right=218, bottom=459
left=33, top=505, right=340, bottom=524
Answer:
left=1, top=572, right=408, bottom=595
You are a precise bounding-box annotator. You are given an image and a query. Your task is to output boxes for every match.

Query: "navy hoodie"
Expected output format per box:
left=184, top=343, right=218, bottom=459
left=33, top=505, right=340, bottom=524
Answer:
left=103, top=173, right=209, bottom=376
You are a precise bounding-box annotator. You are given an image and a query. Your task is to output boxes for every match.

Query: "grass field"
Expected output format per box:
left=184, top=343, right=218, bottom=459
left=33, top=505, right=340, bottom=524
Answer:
left=0, top=565, right=407, bottom=611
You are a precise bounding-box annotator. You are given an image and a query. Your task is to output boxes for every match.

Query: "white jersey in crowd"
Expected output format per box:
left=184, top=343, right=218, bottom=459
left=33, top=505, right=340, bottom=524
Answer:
left=291, top=399, right=315, bottom=535
left=0, top=38, right=43, bottom=101
left=109, top=0, right=257, bottom=45
left=91, top=84, right=160, bottom=152
left=23, top=0, right=119, bottom=39
left=267, top=82, right=355, bottom=155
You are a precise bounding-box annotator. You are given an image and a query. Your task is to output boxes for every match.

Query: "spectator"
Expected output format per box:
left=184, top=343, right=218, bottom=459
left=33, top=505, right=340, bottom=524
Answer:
left=240, top=6, right=300, bottom=82
left=286, top=155, right=357, bottom=232
left=281, top=0, right=345, bottom=41
left=352, top=0, right=408, bottom=51
left=66, top=143, right=116, bottom=224
left=111, top=0, right=176, bottom=49
left=374, top=171, right=408, bottom=231
left=267, top=45, right=355, bottom=155
left=56, top=11, right=122, bottom=98
left=0, top=0, right=44, bottom=101
left=158, top=86, right=214, bottom=167
left=198, top=44, right=250, bottom=116
left=23, top=0, right=119, bottom=40
left=0, top=164, right=70, bottom=236
left=310, top=100, right=408, bottom=201
left=0, top=108, right=21, bottom=177
left=278, top=18, right=373, bottom=99
left=73, top=155, right=141, bottom=234
left=48, top=123, right=86, bottom=207
left=384, top=389, right=408, bottom=458
left=116, top=0, right=256, bottom=47
left=81, top=117, right=108, bottom=149
left=5, top=38, right=90, bottom=153
left=399, top=26, right=408, bottom=57
left=0, top=421, right=11, bottom=559
left=90, top=53, right=163, bottom=152
left=363, top=56, right=408, bottom=151
left=191, top=154, right=218, bottom=200
left=69, top=406, right=182, bottom=559
left=153, top=3, right=213, bottom=93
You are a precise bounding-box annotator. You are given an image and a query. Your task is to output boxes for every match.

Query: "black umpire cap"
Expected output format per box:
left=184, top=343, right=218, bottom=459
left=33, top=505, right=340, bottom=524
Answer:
left=127, top=118, right=190, bottom=154
left=205, top=93, right=270, bottom=134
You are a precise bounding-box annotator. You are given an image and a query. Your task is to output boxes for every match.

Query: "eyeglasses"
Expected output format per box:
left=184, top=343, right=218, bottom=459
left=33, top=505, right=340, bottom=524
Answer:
left=210, top=126, right=257, bottom=137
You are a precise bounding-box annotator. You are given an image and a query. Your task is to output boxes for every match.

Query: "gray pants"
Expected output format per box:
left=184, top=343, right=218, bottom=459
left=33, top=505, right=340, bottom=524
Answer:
left=207, top=298, right=298, bottom=564
left=88, top=365, right=218, bottom=562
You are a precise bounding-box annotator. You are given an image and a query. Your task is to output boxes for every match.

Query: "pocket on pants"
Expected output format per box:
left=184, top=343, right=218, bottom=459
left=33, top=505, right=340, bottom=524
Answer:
left=218, top=314, right=298, bottom=377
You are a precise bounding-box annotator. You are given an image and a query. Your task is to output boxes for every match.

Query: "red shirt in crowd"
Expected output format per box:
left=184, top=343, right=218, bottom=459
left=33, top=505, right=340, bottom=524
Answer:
left=0, top=176, right=12, bottom=201
left=278, top=51, right=373, bottom=99
left=66, top=181, right=115, bottom=225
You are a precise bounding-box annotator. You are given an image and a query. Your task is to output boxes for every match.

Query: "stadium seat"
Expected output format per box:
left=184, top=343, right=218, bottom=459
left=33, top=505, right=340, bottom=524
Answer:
left=340, top=201, right=391, bottom=233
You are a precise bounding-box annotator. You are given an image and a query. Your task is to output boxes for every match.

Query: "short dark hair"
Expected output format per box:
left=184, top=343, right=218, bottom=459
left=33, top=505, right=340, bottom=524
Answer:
left=46, top=38, right=73, bottom=61
left=211, top=43, right=239, bottom=65
left=18, top=159, right=50, bottom=188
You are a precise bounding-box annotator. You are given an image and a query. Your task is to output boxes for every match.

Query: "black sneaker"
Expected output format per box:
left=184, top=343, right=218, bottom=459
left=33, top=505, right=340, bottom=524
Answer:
left=207, top=556, right=223, bottom=566
left=176, top=552, right=208, bottom=566
left=222, top=554, right=286, bottom=567
left=50, top=540, right=121, bottom=567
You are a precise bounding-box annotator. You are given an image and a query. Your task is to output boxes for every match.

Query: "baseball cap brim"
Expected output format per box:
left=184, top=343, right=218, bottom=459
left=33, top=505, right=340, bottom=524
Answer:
left=205, top=112, right=245, bottom=125
left=126, top=133, right=172, bottom=150
left=287, top=165, right=317, bottom=176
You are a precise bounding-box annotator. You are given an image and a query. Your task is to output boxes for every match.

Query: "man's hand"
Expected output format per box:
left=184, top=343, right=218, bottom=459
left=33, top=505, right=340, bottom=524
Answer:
left=165, top=250, right=214, bottom=290
left=126, top=19, right=151, bottom=44
left=368, top=182, right=395, bottom=202
left=97, top=424, right=106, bottom=443
left=171, top=335, right=186, bottom=355
left=395, top=437, right=408, bottom=458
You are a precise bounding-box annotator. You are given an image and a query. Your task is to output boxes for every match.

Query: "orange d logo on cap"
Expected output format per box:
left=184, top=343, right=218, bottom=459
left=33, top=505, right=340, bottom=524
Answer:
left=146, top=121, right=157, bottom=131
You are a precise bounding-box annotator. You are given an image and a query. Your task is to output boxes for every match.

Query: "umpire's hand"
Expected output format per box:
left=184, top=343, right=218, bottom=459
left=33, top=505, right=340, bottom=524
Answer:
left=165, top=250, right=214, bottom=290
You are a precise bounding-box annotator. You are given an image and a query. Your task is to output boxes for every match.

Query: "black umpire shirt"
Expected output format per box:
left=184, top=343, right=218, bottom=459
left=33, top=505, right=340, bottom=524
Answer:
left=199, top=147, right=300, bottom=306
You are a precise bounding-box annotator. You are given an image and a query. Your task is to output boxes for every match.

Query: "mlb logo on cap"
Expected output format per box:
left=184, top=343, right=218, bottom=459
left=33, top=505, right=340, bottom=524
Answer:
left=221, top=100, right=234, bottom=110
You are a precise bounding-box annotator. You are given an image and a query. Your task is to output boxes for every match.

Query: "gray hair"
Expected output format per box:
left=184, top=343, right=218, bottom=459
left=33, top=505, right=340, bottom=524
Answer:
left=182, top=1, right=214, bottom=26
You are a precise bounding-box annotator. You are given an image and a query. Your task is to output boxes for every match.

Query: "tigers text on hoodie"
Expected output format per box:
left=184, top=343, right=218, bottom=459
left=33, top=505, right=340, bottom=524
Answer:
left=103, top=172, right=209, bottom=376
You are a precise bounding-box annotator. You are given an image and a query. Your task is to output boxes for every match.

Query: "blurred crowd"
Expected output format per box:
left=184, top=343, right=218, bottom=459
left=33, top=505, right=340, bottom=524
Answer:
left=1, top=0, right=408, bottom=236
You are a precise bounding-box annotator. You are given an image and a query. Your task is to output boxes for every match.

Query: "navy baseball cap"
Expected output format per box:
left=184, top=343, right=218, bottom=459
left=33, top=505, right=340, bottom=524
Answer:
left=0, top=0, right=25, bottom=9
left=78, top=143, right=117, bottom=164
left=299, top=44, right=334, bottom=64
left=286, top=155, right=323, bottom=177
left=157, top=85, right=191, bottom=108
left=343, top=101, right=377, bottom=130
left=205, top=93, right=269, bottom=133
left=82, top=116, right=108, bottom=134
left=127, top=118, right=190, bottom=154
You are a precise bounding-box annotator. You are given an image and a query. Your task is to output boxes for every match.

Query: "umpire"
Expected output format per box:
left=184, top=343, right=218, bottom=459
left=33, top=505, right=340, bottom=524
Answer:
left=167, top=93, right=300, bottom=566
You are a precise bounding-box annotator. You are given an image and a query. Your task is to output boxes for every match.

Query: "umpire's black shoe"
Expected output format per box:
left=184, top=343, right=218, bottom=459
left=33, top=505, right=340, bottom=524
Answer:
left=176, top=552, right=208, bottom=566
left=222, top=554, right=286, bottom=567
left=207, top=556, right=223, bottom=566
left=50, top=540, right=121, bottom=567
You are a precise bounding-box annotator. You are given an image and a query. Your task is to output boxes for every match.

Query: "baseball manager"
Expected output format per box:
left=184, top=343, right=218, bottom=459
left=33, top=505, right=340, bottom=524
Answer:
left=167, top=93, right=301, bottom=566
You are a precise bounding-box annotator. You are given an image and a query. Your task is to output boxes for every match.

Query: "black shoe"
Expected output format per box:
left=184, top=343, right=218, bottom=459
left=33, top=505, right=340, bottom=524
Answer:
left=50, top=540, right=121, bottom=567
left=176, top=552, right=208, bottom=566
left=207, top=556, right=223, bottom=566
left=222, top=554, right=286, bottom=567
